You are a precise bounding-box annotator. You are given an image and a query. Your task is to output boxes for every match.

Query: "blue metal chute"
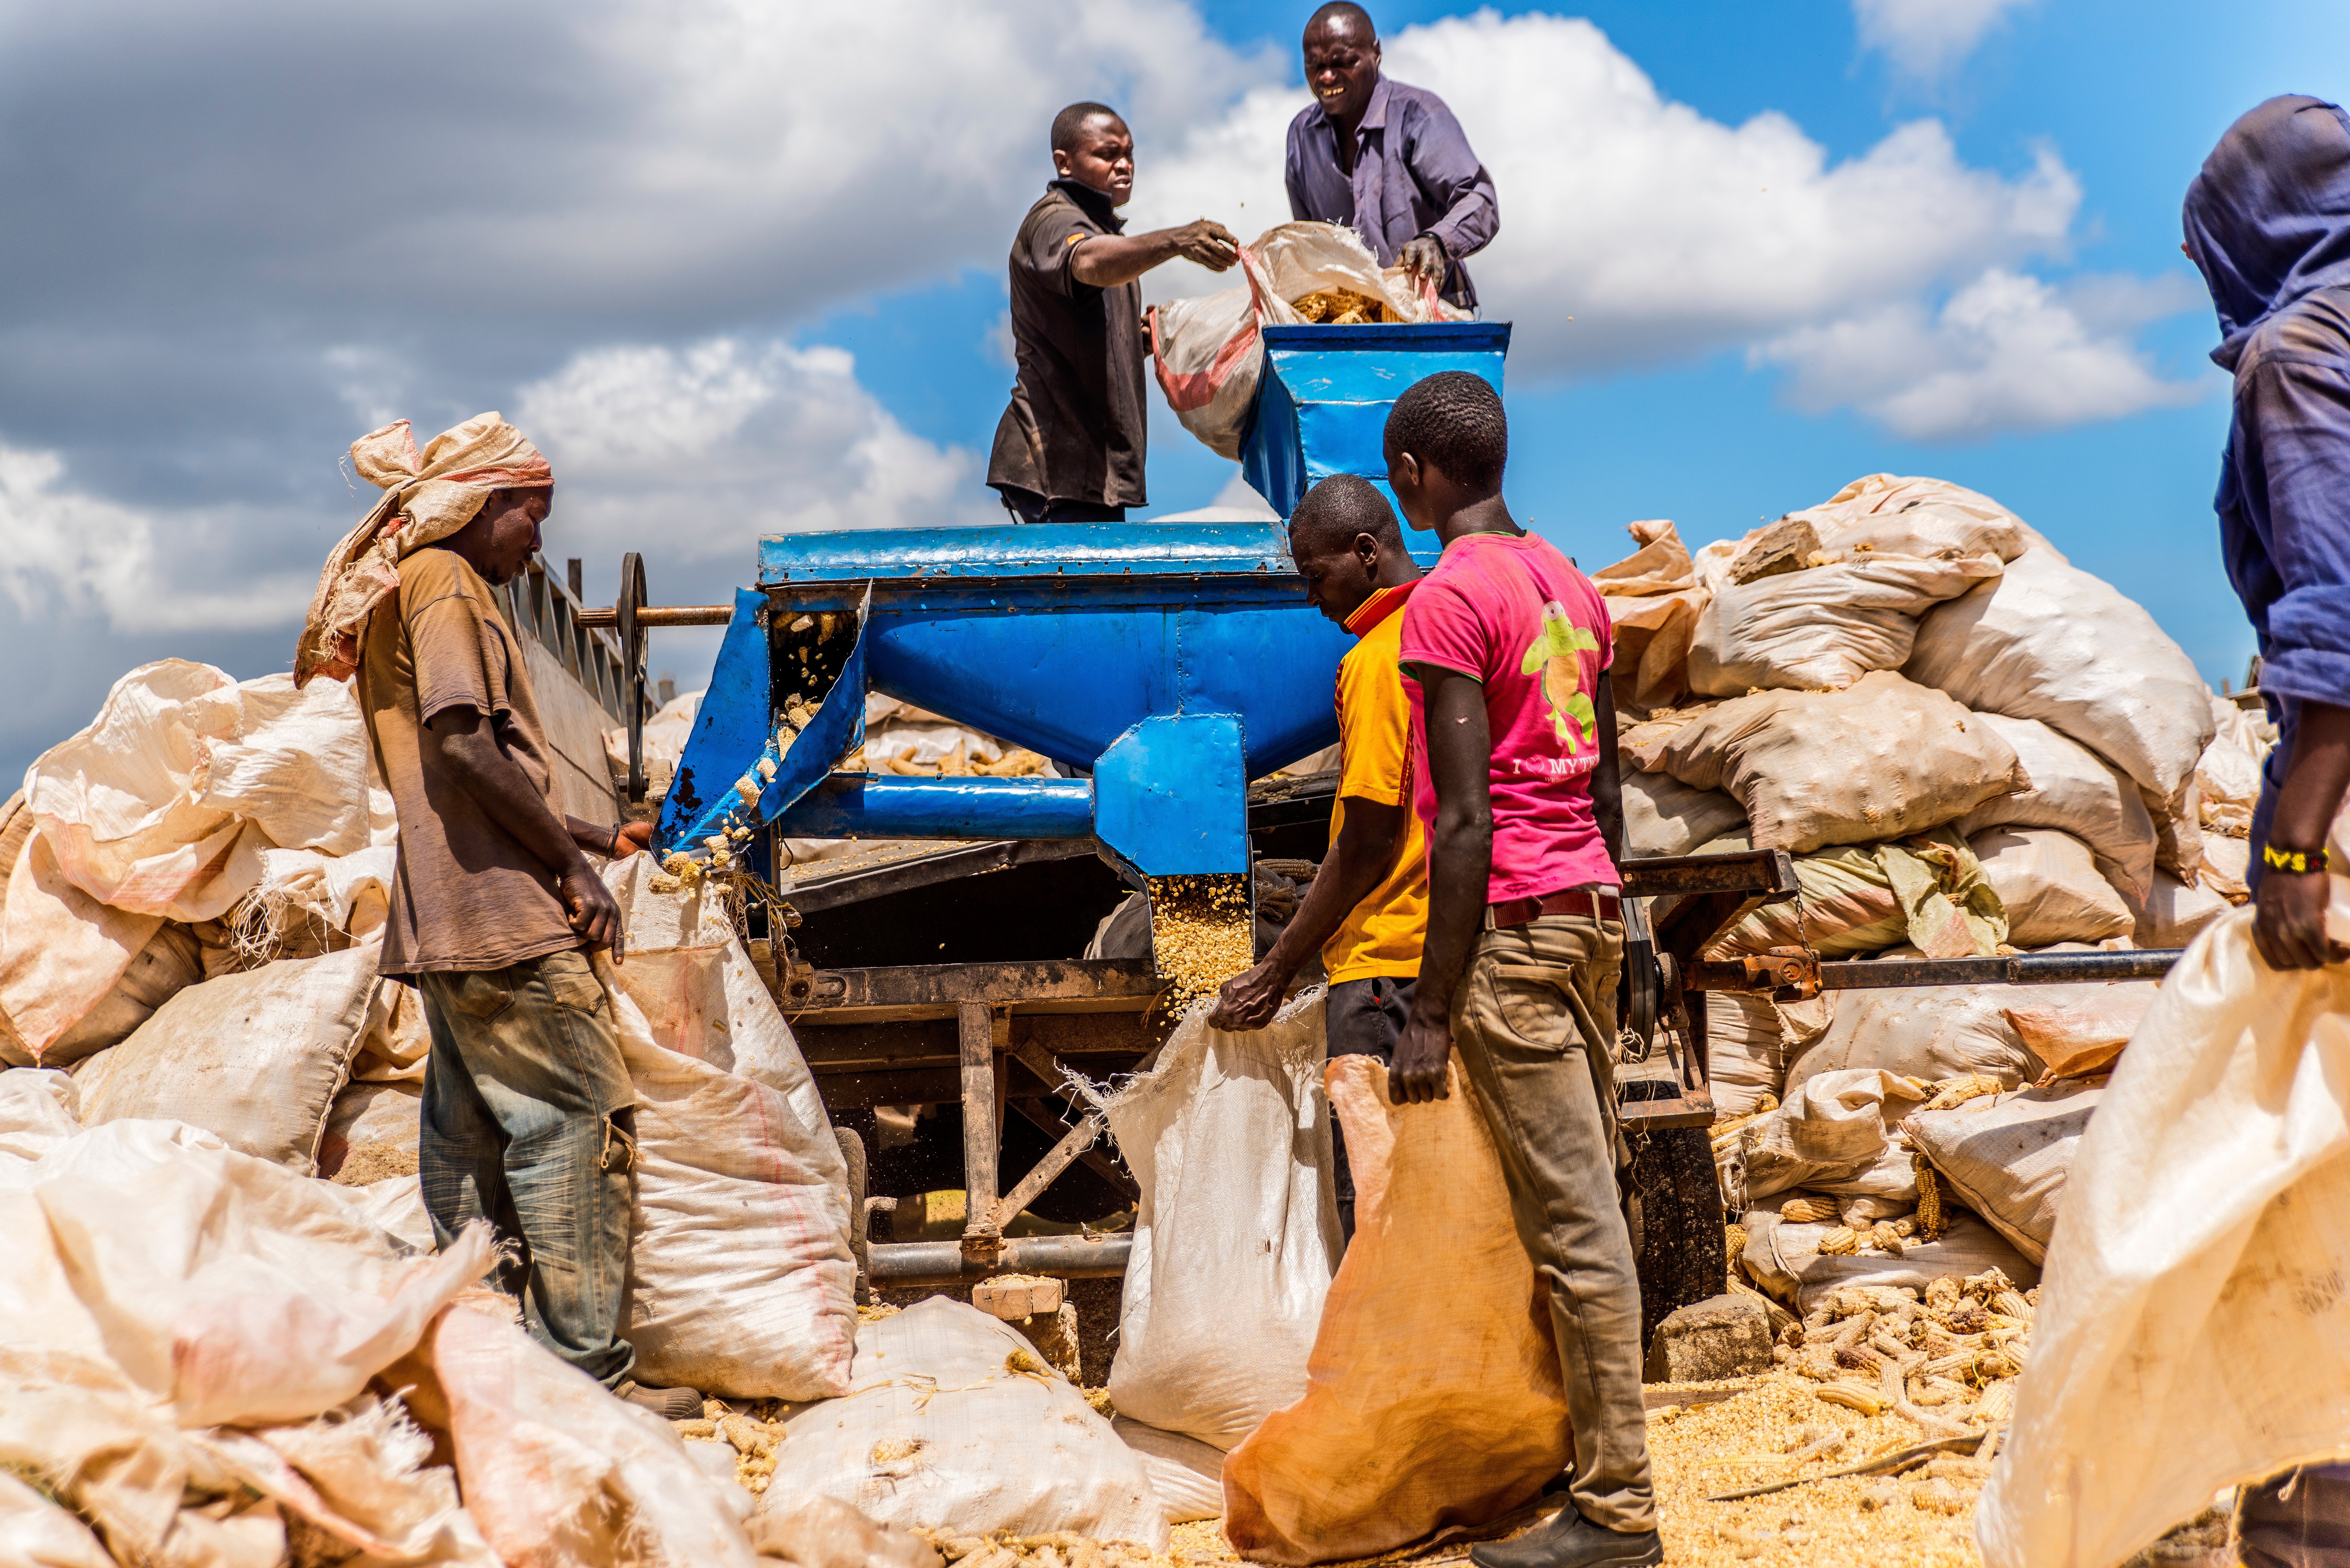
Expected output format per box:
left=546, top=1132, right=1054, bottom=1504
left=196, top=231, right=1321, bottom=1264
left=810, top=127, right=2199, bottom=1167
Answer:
left=664, top=320, right=1511, bottom=879
left=1242, top=320, right=1511, bottom=520
left=657, top=586, right=871, bottom=860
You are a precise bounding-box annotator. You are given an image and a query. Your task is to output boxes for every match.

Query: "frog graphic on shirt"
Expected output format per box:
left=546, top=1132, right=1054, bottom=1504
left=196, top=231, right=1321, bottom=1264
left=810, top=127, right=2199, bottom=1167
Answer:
left=1520, top=601, right=1600, bottom=750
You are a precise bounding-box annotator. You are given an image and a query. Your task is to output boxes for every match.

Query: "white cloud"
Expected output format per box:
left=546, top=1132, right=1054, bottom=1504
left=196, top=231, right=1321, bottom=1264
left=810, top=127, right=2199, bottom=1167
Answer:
left=1130, top=10, right=2196, bottom=436
left=1756, top=268, right=2212, bottom=440
left=517, top=337, right=996, bottom=600
left=1853, top=0, right=2032, bottom=80
left=0, top=445, right=312, bottom=634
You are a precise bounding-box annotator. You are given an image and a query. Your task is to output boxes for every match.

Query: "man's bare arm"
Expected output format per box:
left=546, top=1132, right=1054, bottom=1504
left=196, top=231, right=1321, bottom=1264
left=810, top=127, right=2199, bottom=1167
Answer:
left=1392, top=668, right=1492, bottom=1103
left=1070, top=219, right=1239, bottom=288
left=1209, top=796, right=1405, bottom=1030
left=425, top=707, right=626, bottom=951
left=2255, top=698, right=2350, bottom=970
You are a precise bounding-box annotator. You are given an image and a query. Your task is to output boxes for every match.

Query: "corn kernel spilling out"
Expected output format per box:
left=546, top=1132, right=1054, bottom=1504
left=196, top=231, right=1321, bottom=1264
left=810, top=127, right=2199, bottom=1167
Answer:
left=1144, top=874, right=1254, bottom=1015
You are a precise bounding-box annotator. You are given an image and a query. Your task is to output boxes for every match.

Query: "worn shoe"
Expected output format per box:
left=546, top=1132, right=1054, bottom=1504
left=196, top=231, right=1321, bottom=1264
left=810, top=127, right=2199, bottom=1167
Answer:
left=615, top=1380, right=704, bottom=1420
left=1470, top=1507, right=1664, bottom=1568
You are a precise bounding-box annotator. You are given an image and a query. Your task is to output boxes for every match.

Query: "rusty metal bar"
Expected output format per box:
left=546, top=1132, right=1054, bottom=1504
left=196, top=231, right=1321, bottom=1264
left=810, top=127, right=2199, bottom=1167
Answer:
left=958, top=1000, right=998, bottom=1217
left=577, top=604, right=733, bottom=628
left=868, top=1232, right=1131, bottom=1287
left=1009, top=1097, right=1140, bottom=1200
left=1815, top=949, right=2187, bottom=990
left=988, top=1108, right=1109, bottom=1230
left=1620, top=848, right=1800, bottom=902
left=790, top=959, right=1163, bottom=1020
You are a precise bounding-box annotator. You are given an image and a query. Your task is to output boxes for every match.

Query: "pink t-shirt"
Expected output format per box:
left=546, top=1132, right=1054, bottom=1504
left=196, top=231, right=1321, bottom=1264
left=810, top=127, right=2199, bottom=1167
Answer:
left=1397, top=530, right=1618, bottom=902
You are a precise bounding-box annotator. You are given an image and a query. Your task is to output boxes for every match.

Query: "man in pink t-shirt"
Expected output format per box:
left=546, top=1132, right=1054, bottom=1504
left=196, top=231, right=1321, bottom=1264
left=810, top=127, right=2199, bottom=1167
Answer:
left=1386, top=371, right=1657, bottom=1568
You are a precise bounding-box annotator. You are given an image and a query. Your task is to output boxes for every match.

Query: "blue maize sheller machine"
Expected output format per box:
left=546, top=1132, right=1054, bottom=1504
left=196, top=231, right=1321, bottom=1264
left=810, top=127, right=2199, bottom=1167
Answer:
left=654, top=322, right=1509, bottom=882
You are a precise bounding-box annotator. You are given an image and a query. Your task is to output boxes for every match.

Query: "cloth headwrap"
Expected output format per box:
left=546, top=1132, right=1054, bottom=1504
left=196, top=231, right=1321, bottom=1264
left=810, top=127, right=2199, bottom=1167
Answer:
left=292, top=412, right=553, bottom=686
left=2183, top=95, right=2350, bottom=371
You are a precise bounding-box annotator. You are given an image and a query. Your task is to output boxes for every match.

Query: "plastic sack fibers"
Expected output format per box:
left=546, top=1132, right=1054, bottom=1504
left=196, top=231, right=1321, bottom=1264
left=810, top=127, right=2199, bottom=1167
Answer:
left=1150, top=222, right=1448, bottom=460
left=1689, top=551, right=2003, bottom=696
left=390, top=1302, right=762, bottom=1568
left=1102, top=991, right=1338, bottom=1451
left=1781, top=473, right=2041, bottom=563
left=2128, top=869, right=2232, bottom=948
left=1954, top=712, right=2159, bottom=902
left=1707, top=994, right=1790, bottom=1117
left=74, top=945, right=381, bottom=1173
left=1977, top=902, right=2350, bottom=1568
left=1113, top=1416, right=1225, bottom=1524
left=1706, top=831, right=2003, bottom=961
left=2003, top=985, right=2157, bottom=1081
left=1969, top=827, right=2135, bottom=947
left=1647, top=672, right=2028, bottom=855
left=761, top=1297, right=1169, bottom=1549
left=24, top=661, right=378, bottom=920
left=1221, top=1055, right=1569, bottom=1565
left=1906, top=547, right=2215, bottom=803
left=1740, top=1207, right=2039, bottom=1312
left=597, top=950, right=856, bottom=1401
left=1741, top=1067, right=1927, bottom=1204
left=0, top=794, right=188, bottom=1065
left=0, top=1471, right=111, bottom=1568
left=1905, top=1081, right=2099, bottom=1265
left=1, top=1101, right=494, bottom=1427
left=1621, top=771, right=1744, bottom=858
left=1785, top=961, right=2051, bottom=1095
left=1593, top=520, right=1708, bottom=710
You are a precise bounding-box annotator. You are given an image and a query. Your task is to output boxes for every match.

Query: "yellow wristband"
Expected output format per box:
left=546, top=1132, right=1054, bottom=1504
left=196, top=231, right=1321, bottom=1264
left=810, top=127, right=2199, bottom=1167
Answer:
left=2263, top=843, right=2335, bottom=875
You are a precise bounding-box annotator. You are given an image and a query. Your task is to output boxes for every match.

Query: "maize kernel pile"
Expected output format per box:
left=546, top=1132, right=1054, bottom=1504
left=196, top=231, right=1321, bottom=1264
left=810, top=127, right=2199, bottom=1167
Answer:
left=1290, top=287, right=1398, bottom=325
left=1145, top=874, right=1255, bottom=1015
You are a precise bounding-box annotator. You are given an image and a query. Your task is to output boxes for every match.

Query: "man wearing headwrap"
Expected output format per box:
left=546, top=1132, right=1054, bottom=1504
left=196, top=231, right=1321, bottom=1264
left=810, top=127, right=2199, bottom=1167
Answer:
left=298, top=413, right=699, bottom=1419
left=2184, top=96, right=2350, bottom=1566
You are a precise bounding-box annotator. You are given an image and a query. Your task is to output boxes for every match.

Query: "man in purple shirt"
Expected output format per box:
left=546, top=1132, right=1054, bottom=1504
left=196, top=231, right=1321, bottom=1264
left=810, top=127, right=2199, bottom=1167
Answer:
left=1285, top=2, right=1499, bottom=310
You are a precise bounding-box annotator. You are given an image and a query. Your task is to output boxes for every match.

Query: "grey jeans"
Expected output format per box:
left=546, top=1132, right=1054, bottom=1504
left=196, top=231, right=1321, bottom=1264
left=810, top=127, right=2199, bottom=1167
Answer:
left=1450, top=913, right=1656, bottom=1534
left=417, top=948, right=638, bottom=1389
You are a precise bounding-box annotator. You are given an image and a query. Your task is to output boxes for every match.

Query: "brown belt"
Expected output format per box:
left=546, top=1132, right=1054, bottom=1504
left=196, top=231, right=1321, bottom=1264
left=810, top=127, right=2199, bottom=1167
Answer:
left=1488, top=887, right=1622, bottom=929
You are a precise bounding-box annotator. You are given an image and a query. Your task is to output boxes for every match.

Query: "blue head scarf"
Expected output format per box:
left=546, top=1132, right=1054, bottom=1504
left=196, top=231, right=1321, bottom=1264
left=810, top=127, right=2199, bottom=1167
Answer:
left=2182, top=95, right=2350, bottom=371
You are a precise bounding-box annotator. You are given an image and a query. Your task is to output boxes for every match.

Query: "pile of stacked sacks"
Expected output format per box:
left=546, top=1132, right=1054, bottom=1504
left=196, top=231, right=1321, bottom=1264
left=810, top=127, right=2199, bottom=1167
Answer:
left=1594, top=475, right=2272, bottom=1313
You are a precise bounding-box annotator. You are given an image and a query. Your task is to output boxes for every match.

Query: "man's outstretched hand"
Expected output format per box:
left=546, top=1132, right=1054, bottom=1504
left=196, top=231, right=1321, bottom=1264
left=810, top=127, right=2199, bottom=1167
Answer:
left=611, top=820, right=655, bottom=859
left=1209, top=959, right=1285, bottom=1032
left=1398, top=234, right=1447, bottom=287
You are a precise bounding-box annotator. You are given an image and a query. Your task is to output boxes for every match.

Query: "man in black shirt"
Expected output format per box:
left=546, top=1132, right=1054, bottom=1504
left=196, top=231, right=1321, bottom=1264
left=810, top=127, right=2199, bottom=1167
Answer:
left=988, top=102, right=1240, bottom=524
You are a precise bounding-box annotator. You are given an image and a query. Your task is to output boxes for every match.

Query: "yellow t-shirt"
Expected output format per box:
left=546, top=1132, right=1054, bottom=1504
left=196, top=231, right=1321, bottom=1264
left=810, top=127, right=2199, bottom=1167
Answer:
left=1322, top=585, right=1431, bottom=982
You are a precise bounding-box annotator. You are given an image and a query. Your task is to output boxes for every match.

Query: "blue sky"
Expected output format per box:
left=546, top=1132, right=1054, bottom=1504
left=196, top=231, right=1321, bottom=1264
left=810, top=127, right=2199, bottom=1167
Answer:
left=0, top=0, right=2343, bottom=779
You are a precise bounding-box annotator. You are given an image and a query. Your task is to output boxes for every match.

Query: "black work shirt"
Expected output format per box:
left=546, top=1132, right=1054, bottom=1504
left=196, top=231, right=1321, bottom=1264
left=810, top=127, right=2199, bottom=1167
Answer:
left=987, top=179, right=1148, bottom=509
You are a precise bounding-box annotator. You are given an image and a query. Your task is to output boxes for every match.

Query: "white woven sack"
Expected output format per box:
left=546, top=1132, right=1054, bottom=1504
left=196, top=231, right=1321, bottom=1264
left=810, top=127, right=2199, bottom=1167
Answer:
left=1905, top=547, right=2215, bottom=802
left=1977, top=898, right=2350, bottom=1568
left=1904, top=1081, right=2099, bottom=1265
left=1742, top=1067, right=1927, bottom=1203
left=1786, top=954, right=2065, bottom=1095
left=1102, top=991, right=1338, bottom=1451
left=1968, top=828, right=2135, bottom=947
left=1113, top=1415, right=1226, bottom=1525
left=600, top=966, right=856, bottom=1402
left=1622, top=772, right=1745, bottom=858
left=73, top=946, right=380, bottom=1173
left=2127, top=870, right=2233, bottom=948
left=1688, top=553, right=2001, bottom=696
left=763, top=1297, right=1169, bottom=1549
left=1780, top=474, right=2040, bottom=563
left=1953, top=712, right=2159, bottom=902
left=1649, top=671, right=2028, bottom=854
left=1739, top=1207, right=2039, bottom=1313
left=1706, top=993, right=1788, bottom=1118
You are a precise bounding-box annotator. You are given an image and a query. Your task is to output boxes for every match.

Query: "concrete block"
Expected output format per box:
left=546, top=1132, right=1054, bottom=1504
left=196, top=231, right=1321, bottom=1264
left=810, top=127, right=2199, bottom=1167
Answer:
left=1643, top=1291, right=1774, bottom=1383
left=973, top=1273, right=1064, bottom=1321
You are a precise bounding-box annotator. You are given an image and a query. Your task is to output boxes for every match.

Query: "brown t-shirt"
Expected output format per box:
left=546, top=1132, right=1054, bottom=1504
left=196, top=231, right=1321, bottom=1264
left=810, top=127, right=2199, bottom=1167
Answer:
left=986, top=179, right=1148, bottom=509
left=356, top=548, right=580, bottom=975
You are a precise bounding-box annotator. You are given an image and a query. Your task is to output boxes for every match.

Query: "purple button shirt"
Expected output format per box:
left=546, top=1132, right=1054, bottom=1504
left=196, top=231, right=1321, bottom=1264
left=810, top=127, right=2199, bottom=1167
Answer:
left=1285, top=76, right=1499, bottom=308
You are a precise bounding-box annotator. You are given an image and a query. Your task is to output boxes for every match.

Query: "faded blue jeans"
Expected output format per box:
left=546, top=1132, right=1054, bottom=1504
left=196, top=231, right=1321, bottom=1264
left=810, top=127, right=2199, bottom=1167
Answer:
left=417, top=947, right=638, bottom=1389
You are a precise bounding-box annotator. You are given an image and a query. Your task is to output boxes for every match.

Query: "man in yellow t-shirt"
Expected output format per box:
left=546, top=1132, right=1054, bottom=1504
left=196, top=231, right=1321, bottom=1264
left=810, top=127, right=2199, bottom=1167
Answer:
left=1211, top=473, right=1429, bottom=1244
